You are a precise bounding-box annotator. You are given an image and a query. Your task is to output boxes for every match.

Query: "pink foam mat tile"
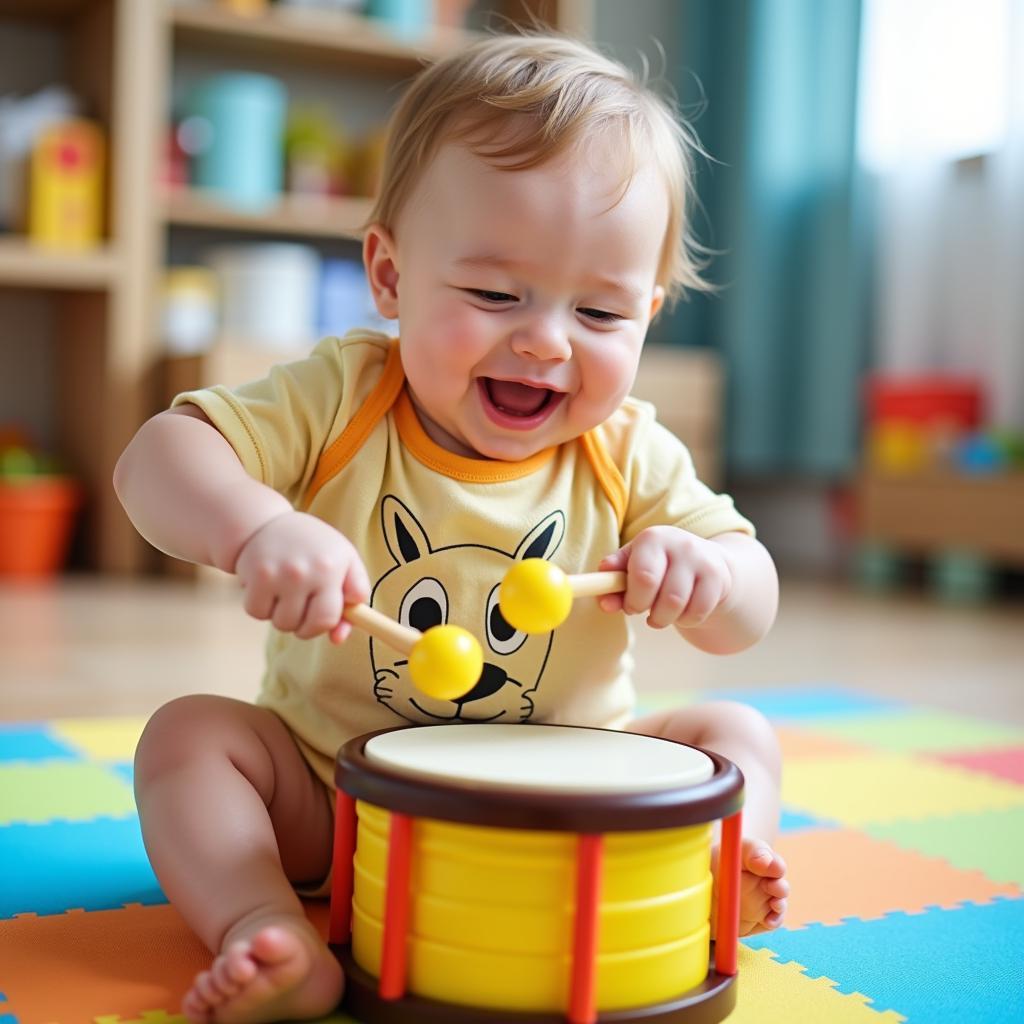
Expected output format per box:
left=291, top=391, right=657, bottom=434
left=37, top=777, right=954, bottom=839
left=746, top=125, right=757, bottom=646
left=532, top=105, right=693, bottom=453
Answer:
left=930, top=746, right=1024, bottom=786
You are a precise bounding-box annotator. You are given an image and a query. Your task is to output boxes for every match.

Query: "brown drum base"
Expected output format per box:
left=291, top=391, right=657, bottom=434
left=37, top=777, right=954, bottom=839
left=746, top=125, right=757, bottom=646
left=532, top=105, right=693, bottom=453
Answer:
left=332, top=945, right=737, bottom=1024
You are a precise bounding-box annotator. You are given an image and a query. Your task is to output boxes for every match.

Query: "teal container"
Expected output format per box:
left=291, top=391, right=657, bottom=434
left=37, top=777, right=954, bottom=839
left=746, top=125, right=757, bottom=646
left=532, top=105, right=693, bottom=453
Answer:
left=189, top=73, right=287, bottom=211
left=367, top=0, right=430, bottom=40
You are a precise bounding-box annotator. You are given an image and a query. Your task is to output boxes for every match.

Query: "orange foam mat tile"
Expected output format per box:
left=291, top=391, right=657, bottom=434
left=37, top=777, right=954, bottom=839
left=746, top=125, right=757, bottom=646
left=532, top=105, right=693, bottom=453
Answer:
left=0, top=901, right=333, bottom=1024
left=0, top=904, right=207, bottom=1024
left=775, top=725, right=875, bottom=760
left=776, top=827, right=1020, bottom=929
left=728, top=946, right=905, bottom=1023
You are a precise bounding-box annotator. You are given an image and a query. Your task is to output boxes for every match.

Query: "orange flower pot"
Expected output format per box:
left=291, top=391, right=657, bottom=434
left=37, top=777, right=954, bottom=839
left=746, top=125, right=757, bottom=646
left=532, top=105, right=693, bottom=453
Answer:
left=0, top=477, right=81, bottom=578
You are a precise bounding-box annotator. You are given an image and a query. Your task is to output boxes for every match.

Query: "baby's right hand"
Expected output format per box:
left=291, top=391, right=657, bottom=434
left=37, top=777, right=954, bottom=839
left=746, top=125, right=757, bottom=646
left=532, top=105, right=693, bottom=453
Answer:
left=234, top=511, right=370, bottom=644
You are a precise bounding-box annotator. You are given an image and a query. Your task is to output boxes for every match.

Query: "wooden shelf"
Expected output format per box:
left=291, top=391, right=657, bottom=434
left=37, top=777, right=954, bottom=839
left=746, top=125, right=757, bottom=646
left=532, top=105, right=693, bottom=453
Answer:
left=857, top=469, right=1024, bottom=566
left=170, top=2, right=479, bottom=75
left=0, top=236, right=119, bottom=290
left=163, top=187, right=372, bottom=240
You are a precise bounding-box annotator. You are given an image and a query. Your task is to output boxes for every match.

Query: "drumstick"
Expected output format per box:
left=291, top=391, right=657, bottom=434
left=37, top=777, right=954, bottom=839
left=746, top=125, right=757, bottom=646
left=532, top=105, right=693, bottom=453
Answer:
left=499, top=561, right=627, bottom=634
left=566, top=570, right=627, bottom=599
left=342, top=603, right=420, bottom=653
left=338, top=604, right=483, bottom=702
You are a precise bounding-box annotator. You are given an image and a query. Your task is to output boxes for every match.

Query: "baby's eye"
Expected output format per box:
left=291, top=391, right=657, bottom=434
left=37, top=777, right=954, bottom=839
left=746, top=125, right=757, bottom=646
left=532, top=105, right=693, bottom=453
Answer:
left=468, top=289, right=517, bottom=304
left=579, top=308, right=623, bottom=324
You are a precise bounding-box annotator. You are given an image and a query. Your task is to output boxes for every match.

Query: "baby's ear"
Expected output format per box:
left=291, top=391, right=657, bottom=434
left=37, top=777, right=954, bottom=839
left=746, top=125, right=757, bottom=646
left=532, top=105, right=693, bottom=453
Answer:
left=648, top=285, right=665, bottom=321
left=364, top=224, right=400, bottom=320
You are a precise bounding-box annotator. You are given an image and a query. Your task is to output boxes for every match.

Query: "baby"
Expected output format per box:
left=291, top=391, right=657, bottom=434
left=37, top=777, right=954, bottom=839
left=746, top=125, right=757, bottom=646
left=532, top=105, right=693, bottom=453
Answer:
left=115, top=31, right=787, bottom=1024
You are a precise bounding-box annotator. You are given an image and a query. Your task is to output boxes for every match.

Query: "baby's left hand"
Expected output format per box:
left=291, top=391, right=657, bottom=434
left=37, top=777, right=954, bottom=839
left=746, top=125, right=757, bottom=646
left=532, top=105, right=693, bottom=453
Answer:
left=598, top=526, right=734, bottom=629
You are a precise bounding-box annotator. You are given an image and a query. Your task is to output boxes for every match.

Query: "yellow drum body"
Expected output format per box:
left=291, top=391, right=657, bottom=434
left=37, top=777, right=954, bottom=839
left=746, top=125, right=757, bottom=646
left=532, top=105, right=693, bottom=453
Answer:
left=351, top=801, right=713, bottom=1012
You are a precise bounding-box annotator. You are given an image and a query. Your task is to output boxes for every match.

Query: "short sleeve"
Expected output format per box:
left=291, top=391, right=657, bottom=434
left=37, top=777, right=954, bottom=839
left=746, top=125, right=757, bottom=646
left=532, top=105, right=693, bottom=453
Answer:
left=605, top=398, right=755, bottom=544
left=171, top=330, right=393, bottom=507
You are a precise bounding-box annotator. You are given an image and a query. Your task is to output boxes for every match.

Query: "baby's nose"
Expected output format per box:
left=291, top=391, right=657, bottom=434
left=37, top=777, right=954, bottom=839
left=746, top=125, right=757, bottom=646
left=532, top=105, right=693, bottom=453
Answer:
left=510, top=317, right=571, bottom=361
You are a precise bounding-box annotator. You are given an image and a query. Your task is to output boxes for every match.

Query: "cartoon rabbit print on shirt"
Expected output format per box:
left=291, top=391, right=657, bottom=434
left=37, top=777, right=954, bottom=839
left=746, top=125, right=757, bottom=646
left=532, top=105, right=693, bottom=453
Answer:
left=370, top=495, right=563, bottom=725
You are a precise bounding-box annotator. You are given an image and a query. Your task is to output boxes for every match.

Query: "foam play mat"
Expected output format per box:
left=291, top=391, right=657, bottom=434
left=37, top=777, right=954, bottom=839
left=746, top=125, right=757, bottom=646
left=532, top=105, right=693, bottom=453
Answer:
left=2, top=687, right=1022, bottom=1023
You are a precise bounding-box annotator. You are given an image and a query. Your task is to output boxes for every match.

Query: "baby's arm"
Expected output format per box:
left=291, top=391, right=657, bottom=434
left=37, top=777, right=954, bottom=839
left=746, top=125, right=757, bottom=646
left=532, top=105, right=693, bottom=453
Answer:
left=114, top=404, right=290, bottom=572
left=599, top=528, right=778, bottom=656
left=114, top=404, right=369, bottom=641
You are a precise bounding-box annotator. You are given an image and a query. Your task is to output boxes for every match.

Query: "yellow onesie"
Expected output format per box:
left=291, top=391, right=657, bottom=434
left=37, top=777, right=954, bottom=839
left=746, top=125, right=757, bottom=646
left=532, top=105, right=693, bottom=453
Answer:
left=173, top=329, right=754, bottom=789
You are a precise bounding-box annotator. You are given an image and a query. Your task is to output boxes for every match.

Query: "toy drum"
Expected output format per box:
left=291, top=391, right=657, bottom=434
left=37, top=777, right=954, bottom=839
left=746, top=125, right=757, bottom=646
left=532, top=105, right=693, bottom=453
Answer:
left=329, top=724, right=744, bottom=1024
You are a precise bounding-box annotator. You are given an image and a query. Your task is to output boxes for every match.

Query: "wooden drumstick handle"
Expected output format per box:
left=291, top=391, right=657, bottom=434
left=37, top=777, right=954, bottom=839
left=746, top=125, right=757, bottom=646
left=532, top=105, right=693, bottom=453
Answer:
left=343, top=603, right=420, bottom=654
left=568, top=570, right=627, bottom=599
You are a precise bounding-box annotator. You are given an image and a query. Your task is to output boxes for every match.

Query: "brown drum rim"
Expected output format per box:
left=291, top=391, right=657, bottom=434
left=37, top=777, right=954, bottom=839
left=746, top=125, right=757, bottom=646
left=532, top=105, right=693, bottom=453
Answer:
left=335, top=724, right=744, bottom=832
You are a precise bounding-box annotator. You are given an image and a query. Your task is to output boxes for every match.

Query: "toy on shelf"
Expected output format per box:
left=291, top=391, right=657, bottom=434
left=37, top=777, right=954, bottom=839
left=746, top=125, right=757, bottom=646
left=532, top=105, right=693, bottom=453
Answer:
left=187, top=73, right=287, bottom=211
left=285, top=106, right=352, bottom=198
left=0, top=431, right=81, bottom=579
left=499, top=559, right=626, bottom=633
left=28, top=118, right=104, bottom=250
left=341, top=601, right=482, bottom=701
left=864, top=373, right=983, bottom=475
left=329, top=723, right=744, bottom=1024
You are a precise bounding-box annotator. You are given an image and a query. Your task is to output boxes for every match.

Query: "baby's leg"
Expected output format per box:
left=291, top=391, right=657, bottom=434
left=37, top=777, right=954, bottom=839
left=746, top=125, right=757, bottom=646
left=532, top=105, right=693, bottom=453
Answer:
left=627, top=701, right=788, bottom=934
left=134, top=695, right=343, bottom=1023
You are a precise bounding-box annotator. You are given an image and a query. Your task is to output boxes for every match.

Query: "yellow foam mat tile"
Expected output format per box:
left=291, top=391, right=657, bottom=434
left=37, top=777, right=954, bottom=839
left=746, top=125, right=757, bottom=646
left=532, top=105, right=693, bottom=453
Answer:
left=782, top=752, right=1024, bottom=826
left=729, top=946, right=906, bottom=1023
left=51, top=717, right=149, bottom=761
left=95, top=1013, right=187, bottom=1024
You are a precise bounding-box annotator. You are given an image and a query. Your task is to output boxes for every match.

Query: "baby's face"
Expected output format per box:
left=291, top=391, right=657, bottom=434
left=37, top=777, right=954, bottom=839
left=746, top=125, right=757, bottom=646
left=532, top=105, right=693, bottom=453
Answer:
left=368, top=138, right=668, bottom=460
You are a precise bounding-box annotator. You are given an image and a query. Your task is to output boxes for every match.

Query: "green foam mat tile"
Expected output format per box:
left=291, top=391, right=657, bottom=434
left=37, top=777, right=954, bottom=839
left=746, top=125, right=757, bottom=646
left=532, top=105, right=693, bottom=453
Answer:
left=865, top=805, right=1024, bottom=887
left=791, top=709, right=1024, bottom=754
left=0, top=762, right=135, bottom=825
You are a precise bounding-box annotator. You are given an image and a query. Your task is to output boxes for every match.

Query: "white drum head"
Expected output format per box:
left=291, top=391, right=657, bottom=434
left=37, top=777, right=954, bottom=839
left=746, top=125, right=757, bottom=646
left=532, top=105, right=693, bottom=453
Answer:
left=364, top=724, right=715, bottom=795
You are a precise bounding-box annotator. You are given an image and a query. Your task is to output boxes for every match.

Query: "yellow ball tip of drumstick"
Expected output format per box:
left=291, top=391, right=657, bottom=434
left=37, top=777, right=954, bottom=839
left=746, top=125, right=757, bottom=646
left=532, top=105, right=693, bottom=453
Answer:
left=499, top=558, right=573, bottom=634
left=408, top=624, right=484, bottom=700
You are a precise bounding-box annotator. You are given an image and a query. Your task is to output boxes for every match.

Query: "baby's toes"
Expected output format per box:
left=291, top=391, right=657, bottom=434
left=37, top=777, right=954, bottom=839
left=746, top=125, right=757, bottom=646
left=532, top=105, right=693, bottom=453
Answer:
left=222, top=942, right=259, bottom=986
left=181, top=989, right=211, bottom=1024
left=210, top=953, right=244, bottom=996
left=744, top=841, right=786, bottom=879
left=765, top=894, right=788, bottom=926
left=194, top=968, right=229, bottom=1005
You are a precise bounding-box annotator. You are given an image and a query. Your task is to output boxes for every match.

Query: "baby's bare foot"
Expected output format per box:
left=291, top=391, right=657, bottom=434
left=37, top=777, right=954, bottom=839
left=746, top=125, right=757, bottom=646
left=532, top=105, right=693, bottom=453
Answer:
left=737, top=839, right=788, bottom=934
left=181, top=918, right=343, bottom=1024
left=712, top=837, right=789, bottom=937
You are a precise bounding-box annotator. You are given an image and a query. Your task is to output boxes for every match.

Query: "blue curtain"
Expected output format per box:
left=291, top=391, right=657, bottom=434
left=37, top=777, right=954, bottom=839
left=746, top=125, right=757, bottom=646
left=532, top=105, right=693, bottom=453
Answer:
left=659, top=0, right=871, bottom=478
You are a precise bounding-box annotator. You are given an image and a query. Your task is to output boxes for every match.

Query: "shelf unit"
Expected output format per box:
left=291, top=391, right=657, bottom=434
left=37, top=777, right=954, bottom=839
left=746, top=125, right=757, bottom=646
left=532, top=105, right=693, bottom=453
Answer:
left=857, top=469, right=1024, bottom=567
left=164, top=187, right=372, bottom=240
left=170, top=2, right=475, bottom=75
left=0, top=236, right=120, bottom=289
left=0, top=0, right=594, bottom=573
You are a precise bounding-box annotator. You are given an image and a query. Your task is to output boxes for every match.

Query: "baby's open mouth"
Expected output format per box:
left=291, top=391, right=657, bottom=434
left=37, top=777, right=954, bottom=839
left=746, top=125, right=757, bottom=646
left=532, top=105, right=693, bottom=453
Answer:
left=482, top=378, right=556, bottom=417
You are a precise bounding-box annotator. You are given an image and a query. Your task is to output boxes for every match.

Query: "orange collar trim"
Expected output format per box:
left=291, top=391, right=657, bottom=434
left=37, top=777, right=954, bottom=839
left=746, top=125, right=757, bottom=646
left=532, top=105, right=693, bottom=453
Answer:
left=393, top=388, right=558, bottom=483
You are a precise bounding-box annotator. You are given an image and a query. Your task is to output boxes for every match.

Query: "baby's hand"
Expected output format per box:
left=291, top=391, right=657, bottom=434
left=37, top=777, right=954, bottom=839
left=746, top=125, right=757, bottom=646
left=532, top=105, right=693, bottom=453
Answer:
left=234, top=511, right=370, bottom=643
left=598, top=526, right=733, bottom=630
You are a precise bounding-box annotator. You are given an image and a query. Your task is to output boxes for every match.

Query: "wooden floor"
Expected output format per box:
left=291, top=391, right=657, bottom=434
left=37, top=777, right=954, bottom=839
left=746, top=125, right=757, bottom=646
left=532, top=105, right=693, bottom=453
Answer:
left=1, top=575, right=1022, bottom=724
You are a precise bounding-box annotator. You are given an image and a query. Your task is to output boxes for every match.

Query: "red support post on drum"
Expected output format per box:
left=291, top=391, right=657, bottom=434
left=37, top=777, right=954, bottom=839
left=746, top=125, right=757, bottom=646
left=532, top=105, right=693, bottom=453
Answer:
left=568, top=833, right=604, bottom=1024
left=715, top=810, right=742, bottom=977
left=379, top=811, right=414, bottom=1000
left=328, top=790, right=358, bottom=945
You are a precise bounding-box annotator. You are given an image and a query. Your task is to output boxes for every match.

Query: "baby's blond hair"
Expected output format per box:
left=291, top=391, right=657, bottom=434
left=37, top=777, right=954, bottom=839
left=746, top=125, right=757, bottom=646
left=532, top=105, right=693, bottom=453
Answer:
left=367, top=32, right=708, bottom=303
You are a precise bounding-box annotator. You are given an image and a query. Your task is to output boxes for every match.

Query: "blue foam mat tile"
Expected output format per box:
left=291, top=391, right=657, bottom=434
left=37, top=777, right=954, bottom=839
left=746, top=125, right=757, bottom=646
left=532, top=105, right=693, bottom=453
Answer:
left=0, top=726, right=81, bottom=764
left=779, top=808, right=839, bottom=832
left=744, top=896, right=1024, bottom=1023
left=111, top=762, right=134, bottom=785
left=708, top=686, right=903, bottom=720
left=0, top=816, right=166, bottom=919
